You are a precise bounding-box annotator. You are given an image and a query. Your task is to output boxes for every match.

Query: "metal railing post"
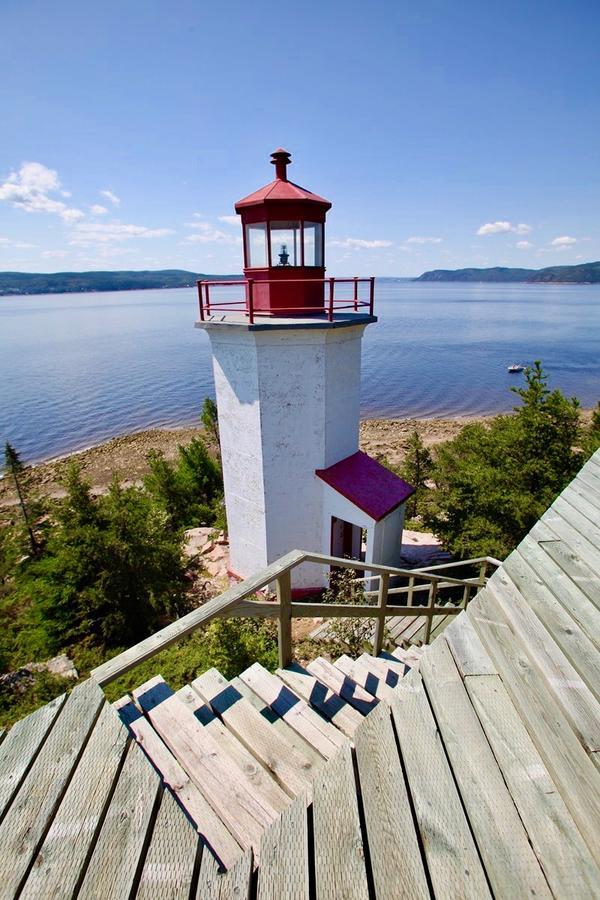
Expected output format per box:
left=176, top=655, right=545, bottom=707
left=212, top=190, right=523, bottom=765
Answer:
left=369, top=276, right=375, bottom=316
left=205, top=282, right=211, bottom=317
left=247, top=278, right=254, bottom=324
left=197, top=280, right=205, bottom=321
left=353, top=276, right=358, bottom=311
left=277, top=570, right=293, bottom=668
left=328, top=278, right=335, bottom=322
left=373, top=572, right=389, bottom=656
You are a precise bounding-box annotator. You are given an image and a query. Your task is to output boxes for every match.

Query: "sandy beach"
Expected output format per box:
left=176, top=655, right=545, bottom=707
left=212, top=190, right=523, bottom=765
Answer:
left=0, top=414, right=500, bottom=507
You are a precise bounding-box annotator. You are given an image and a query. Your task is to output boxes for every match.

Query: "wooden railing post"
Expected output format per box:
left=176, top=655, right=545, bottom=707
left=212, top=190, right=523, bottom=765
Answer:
left=277, top=570, right=293, bottom=668
left=372, top=572, right=389, bottom=656
left=424, top=579, right=438, bottom=644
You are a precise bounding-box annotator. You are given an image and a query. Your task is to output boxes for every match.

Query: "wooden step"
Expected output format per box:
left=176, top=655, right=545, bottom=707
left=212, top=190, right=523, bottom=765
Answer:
left=377, top=649, right=412, bottom=676
left=334, top=655, right=398, bottom=703
left=306, top=657, right=379, bottom=715
left=115, top=696, right=242, bottom=871
left=358, top=653, right=404, bottom=686
left=131, top=676, right=280, bottom=859
left=276, top=662, right=363, bottom=738
left=239, top=663, right=345, bottom=760
left=174, top=684, right=290, bottom=815
left=191, top=668, right=314, bottom=800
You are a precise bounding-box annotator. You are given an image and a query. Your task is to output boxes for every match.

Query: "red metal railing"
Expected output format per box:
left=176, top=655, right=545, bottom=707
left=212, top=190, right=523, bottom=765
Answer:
left=197, top=277, right=375, bottom=325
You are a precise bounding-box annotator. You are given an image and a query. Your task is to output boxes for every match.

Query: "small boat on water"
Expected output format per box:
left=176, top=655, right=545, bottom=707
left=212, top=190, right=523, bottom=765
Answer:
left=507, top=363, right=526, bottom=373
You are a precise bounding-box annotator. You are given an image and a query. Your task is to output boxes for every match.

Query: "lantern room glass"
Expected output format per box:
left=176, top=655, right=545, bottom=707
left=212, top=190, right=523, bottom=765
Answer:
left=303, top=222, right=323, bottom=267
left=270, top=221, right=301, bottom=267
left=246, top=223, right=267, bottom=268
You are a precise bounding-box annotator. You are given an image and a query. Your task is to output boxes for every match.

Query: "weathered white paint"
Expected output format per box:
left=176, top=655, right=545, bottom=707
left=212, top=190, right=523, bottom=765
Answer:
left=201, top=317, right=370, bottom=588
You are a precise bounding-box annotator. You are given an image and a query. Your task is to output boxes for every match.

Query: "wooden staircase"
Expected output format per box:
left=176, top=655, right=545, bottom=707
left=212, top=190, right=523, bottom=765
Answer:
left=114, top=645, right=424, bottom=870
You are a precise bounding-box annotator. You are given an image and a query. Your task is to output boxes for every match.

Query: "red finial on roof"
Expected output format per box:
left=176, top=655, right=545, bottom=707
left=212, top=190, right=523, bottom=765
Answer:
left=271, top=148, right=291, bottom=181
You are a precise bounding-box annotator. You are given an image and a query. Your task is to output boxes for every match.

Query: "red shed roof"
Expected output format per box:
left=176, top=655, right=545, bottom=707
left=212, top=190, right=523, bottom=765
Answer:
left=316, top=451, right=415, bottom=521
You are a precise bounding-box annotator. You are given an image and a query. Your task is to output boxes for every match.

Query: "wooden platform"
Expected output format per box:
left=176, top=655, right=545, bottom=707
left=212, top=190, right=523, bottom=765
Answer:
left=0, top=449, right=598, bottom=898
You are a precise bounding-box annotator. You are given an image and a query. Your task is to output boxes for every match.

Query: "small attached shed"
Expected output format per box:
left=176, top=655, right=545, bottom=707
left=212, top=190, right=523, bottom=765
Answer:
left=316, top=450, right=414, bottom=571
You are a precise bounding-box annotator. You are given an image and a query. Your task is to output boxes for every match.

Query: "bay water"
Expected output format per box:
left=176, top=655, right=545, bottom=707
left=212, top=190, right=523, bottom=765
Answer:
left=1, top=281, right=599, bottom=463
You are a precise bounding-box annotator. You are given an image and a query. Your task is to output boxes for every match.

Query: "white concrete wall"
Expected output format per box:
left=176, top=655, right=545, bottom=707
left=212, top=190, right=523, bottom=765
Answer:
left=206, top=321, right=368, bottom=589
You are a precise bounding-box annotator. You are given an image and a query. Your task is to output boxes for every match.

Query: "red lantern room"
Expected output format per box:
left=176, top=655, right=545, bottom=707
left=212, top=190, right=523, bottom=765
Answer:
left=234, top=148, right=331, bottom=315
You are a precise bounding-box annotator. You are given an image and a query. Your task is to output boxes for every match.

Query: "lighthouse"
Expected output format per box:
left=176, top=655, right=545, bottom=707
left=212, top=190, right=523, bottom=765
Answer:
left=197, top=150, right=413, bottom=590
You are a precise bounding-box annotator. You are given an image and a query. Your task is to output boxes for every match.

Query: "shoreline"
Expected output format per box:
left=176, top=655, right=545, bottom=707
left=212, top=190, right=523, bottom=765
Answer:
left=1, top=410, right=593, bottom=508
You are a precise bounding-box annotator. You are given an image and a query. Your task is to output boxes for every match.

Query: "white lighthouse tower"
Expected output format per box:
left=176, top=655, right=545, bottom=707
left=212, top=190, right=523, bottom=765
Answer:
left=197, top=150, right=413, bottom=590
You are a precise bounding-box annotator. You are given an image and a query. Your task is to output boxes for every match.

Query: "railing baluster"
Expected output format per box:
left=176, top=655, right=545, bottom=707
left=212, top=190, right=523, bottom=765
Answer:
left=369, top=276, right=375, bottom=316
left=247, top=278, right=254, bottom=324
left=197, top=280, right=204, bottom=321
left=407, top=575, right=415, bottom=607
left=424, top=579, right=438, bottom=644
left=353, top=276, right=358, bottom=311
left=277, top=570, right=293, bottom=668
left=328, top=278, right=335, bottom=322
left=372, top=572, right=389, bottom=656
left=205, top=282, right=211, bottom=316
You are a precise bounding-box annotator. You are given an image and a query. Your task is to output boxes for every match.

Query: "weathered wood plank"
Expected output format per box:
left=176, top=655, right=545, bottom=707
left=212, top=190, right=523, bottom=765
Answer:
left=543, top=500, right=600, bottom=574
left=0, top=692, right=65, bottom=821
left=356, top=651, right=408, bottom=683
left=231, top=676, right=324, bottom=772
left=444, top=611, right=498, bottom=677
left=196, top=848, right=253, bottom=899
left=486, top=573, right=600, bottom=751
left=562, top=481, right=600, bottom=527
left=312, top=742, right=369, bottom=899
left=505, top=544, right=600, bottom=695
left=192, top=668, right=314, bottom=799
left=20, top=703, right=129, bottom=899
left=468, top=590, right=600, bottom=865
left=420, top=639, right=552, bottom=898
left=174, top=683, right=290, bottom=815
left=132, top=678, right=280, bottom=858
left=334, top=654, right=398, bottom=702
left=390, top=670, right=491, bottom=899
left=354, top=702, right=430, bottom=899
left=276, top=662, right=363, bottom=737
left=306, top=657, right=379, bottom=715
left=0, top=679, right=105, bottom=896
left=239, top=664, right=345, bottom=759
left=115, top=696, right=242, bottom=870
left=136, top=788, right=200, bottom=900
left=78, top=737, right=161, bottom=899
left=257, top=797, right=309, bottom=900
left=467, top=673, right=600, bottom=898
left=91, top=549, right=306, bottom=685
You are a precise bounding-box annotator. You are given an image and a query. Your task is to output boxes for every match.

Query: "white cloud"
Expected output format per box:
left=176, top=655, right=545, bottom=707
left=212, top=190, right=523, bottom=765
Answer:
left=42, top=249, right=69, bottom=258
left=477, top=221, right=532, bottom=236
left=516, top=241, right=533, bottom=249
left=70, top=223, right=175, bottom=245
left=100, top=189, right=120, bottom=206
left=551, top=235, right=576, bottom=246
left=89, top=204, right=108, bottom=215
left=0, top=162, right=84, bottom=222
left=405, top=235, right=443, bottom=244
left=218, top=215, right=239, bottom=225
left=328, top=238, right=393, bottom=249
left=184, top=220, right=240, bottom=244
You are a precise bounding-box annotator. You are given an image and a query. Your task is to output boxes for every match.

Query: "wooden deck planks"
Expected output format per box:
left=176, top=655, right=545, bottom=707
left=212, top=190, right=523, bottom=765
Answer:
left=20, top=702, right=129, bottom=899
left=191, top=668, right=314, bottom=799
left=390, top=669, right=491, bottom=899
left=312, top=742, right=369, bottom=899
left=136, top=788, right=200, bottom=900
left=306, top=657, right=379, bottom=715
left=466, top=672, right=600, bottom=898
left=276, top=662, right=363, bottom=737
left=115, top=695, right=242, bottom=871
left=257, top=797, right=310, bottom=900
left=333, top=654, right=399, bottom=703
left=444, top=612, right=498, bottom=677
left=196, top=848, right=253, bottom=899
left=239, top=663, right=345, bottom=759
left=354, top=702, right=430, bottom=900
left=468, top=590, right=600, bottom=865
left=542, top=501, right=600, bottom=576
left=0, top=679, right=105, bottom=896
left=77, top=735, right=162, bottom=899
left=0, top=692, right=65, bottom=821
left=420, top=639, right=552, bottom=898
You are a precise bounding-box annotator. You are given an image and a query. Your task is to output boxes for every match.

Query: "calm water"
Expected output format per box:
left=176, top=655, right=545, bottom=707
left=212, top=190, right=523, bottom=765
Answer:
left=1, top=281, right=599, bottom=463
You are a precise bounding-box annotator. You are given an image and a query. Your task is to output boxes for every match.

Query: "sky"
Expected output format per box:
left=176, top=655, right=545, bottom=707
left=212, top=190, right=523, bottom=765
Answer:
left=1, top=0, right=599, bottom=278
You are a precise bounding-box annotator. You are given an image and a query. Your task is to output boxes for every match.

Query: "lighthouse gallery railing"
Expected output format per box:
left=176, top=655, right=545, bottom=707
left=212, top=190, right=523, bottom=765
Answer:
left=91, top=550, right=500, bottom=687
left=197, top=276, right=375, bottom=324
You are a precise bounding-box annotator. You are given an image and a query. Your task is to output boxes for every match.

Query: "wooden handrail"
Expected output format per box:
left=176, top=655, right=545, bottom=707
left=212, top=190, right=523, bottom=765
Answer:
left=91, top=548, right=495, bottom=686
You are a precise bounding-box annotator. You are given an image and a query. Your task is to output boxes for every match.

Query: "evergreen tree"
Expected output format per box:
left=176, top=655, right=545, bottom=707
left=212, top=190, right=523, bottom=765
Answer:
left=144, top=437, right=222, bottom=531
left=3, top=443, right=37, bottom=556
left=399, top=430, right=433, bottom=519
left=200, top=397, right=221, bottom=458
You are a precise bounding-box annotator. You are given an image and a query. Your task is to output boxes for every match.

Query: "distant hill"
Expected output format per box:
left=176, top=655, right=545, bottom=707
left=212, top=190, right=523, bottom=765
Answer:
left=416, top=261, right=600, bottom=284
left=0, top=270, right=241, bottom=296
